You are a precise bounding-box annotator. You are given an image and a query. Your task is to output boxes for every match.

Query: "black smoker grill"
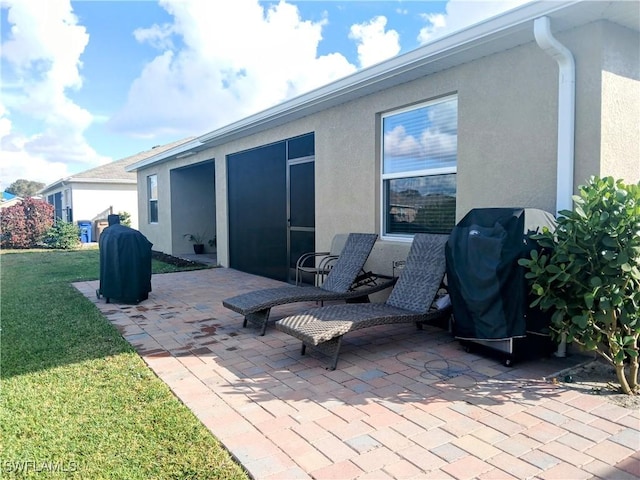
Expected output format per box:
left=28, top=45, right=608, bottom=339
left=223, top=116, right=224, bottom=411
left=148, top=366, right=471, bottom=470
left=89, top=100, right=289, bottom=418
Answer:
left=96, top=223, right=153, bottom=304
left=445, top=208, right=556, bottom=365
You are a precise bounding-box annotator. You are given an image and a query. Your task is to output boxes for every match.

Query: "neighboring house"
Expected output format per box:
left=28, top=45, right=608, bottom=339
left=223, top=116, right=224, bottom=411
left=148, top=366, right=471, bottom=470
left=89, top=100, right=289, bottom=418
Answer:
left=126, top=1, right=639, bottom=283
left=0, top=192, right=23, bottom=209
left=40, top=138, right=193, bottom=241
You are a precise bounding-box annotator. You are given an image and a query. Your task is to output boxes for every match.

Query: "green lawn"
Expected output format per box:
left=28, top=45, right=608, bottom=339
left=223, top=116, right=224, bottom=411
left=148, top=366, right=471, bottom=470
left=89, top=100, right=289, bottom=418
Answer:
left=0, top=249, right=248, bottom=479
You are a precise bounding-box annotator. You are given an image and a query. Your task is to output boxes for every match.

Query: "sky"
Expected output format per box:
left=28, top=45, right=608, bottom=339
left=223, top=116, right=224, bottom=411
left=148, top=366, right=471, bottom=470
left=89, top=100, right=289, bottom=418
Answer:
left=0, top=0, right=530, bottom=190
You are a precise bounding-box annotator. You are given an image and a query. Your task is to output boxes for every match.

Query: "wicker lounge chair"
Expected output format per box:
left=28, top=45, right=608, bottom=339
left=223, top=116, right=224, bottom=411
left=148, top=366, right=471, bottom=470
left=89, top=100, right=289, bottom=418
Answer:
left=295, top=233, right=348, bottom=286
left=223, top=233, right=396, bottom=335
left=275, top=233, right=451, bottom=370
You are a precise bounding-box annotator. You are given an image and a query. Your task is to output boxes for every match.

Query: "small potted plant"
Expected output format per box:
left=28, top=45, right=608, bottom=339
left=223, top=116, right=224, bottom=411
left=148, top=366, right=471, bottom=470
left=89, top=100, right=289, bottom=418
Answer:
left=184, top=232, right=208, bottom=254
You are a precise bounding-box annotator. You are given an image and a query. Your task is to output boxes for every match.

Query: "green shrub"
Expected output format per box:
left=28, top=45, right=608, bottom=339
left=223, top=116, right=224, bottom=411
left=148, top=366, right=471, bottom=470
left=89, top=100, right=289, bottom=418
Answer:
left=520, top=176, right=640, bottom=394
left=43, top=221, right=81, bottom=250
left=117, top=211, right=131, bottom=227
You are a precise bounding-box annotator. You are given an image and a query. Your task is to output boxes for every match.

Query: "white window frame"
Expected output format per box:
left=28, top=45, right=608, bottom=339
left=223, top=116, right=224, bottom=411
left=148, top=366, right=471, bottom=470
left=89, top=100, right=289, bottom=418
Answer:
left=380, top=95, right=458, bottom=240
left=147, top=174, right=158, bottom=224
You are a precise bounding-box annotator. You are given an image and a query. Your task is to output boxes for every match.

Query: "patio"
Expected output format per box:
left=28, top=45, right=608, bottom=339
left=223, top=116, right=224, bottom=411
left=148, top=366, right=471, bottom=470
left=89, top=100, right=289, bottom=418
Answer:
left=74, top=268, right=640, bottom=479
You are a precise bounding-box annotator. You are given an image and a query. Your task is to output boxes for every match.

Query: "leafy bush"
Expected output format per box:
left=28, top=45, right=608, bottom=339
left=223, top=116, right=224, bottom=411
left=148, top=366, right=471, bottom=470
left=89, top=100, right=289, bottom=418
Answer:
left=520, top=176, right=640, bottom=394
left=0, top=198, right=54, bottom=248
left=43, top=221, right=81, bottom=249
left=117, top=211, right=131, bottom=227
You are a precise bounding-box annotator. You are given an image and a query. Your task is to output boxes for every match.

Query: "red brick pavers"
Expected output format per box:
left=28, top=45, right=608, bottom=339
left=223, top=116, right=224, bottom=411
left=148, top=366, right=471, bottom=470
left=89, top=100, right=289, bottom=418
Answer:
left=74, top=268, right=640, bottom=479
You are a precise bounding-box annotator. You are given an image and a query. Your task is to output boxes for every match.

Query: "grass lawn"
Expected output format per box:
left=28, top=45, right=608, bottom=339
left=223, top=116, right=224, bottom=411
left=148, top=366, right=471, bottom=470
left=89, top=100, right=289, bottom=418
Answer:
left=0, top=249, right=249, bottom=479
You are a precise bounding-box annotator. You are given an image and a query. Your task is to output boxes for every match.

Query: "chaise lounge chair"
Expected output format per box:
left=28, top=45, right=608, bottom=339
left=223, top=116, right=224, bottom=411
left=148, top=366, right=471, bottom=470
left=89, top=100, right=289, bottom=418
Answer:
left=275, top=233, right=450, bottom=370
left=222, top=233, right=396, bottom=335
left=295, top=233, right=349, bottom=286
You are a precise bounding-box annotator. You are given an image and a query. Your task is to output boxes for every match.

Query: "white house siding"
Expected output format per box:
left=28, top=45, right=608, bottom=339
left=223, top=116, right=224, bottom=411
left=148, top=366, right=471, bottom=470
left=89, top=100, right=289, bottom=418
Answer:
left=72, top=183, right=138, bottom=230
left=135, top=19, right=639, bottom=272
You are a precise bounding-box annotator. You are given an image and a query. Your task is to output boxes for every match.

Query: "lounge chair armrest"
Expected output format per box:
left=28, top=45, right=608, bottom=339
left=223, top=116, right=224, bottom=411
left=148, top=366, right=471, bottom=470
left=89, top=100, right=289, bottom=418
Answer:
left=317, top=254, right=339, bottom=271
left=296, top=251, right=331, bottom=268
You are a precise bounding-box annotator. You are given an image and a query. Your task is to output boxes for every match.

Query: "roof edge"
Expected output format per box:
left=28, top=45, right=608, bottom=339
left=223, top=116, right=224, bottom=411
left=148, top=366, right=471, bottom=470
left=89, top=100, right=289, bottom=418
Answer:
left=39, top=177, right=137, bottom=194
left=125, top=139, right=204, bottom=172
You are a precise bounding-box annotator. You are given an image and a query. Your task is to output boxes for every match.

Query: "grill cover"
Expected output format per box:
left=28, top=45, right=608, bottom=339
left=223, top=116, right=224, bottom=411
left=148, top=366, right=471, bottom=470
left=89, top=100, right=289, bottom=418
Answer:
left=98, top=224, right=153, bottom=304
left=445, top=208, right=555, bottom=340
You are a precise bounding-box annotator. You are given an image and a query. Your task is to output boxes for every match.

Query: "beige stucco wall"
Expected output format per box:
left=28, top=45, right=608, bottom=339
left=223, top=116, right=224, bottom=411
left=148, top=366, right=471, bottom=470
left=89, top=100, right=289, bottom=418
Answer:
left=137, top=154, right=216, bottom=253
left=600, top=23, right=640, bottom=183
left=136, top=20, right=639, bottom=271
left=170, top=161, right=216, bottom=255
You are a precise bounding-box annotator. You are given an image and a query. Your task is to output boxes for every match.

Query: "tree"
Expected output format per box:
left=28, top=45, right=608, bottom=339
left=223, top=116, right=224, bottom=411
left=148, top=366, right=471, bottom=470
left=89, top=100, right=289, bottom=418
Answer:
left=0, top=197, right=55, bottom=248
left=6, top=179, right=46, bottom=197
left=520, top=176, right=640, bottom=394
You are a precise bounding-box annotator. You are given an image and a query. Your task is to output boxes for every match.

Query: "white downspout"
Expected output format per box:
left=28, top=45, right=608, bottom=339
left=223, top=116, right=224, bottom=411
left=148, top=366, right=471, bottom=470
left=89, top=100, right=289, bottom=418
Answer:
left=534, top=16, right=575, bottom=216
left=534, top=16, right=575, bottom=358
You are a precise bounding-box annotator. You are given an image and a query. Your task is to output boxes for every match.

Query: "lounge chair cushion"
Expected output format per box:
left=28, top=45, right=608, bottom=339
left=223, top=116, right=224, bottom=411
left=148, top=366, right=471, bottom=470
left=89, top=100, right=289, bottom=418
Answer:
left=223, top=285, right=371, bottom=316
left=275, top=303, right=423, bottom=346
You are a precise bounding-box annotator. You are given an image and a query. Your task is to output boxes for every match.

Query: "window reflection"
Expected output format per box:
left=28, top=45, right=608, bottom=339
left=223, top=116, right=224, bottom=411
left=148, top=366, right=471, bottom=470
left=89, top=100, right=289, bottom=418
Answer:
left=385, top=174, right=456, bottom=234
left=381, top=96, right=458, bottom=236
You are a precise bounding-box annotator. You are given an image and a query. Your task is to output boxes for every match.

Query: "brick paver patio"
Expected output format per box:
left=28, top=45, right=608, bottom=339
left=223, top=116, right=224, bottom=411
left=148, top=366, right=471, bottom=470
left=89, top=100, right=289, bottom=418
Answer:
left=74, top=268, right=640, bottom=479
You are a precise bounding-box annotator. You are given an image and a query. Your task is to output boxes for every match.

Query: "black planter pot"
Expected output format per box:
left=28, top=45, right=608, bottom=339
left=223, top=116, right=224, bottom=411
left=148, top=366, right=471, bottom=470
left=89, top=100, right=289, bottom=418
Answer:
left=193, top=244, right=205, bottom=254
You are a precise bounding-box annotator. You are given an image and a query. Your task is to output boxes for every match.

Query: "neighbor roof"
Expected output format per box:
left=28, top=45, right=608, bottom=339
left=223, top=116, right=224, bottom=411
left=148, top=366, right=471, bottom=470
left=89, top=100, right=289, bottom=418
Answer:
left=126, top=0, right=639, bottom=173
left=41, top=137, right=195, bottom=193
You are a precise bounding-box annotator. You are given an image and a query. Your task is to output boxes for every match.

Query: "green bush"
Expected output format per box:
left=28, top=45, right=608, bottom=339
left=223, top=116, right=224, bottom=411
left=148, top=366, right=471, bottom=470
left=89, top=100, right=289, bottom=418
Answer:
left=520, top=176, right=640, bottom=394
left=43, top=221, right=81, bottom=250
left=117, top=211, right=131, bottom=227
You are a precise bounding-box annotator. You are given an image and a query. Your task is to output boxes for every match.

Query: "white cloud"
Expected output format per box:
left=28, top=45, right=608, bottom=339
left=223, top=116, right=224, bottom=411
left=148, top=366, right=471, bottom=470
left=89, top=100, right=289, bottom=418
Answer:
left=108, top=0, right=357, bottom=137
left=418, top=0, right=530, bottom=44
left=0, top=0, right=110, bottom=187
left=0, top=0, right=528, bottom=189
left=349, top=16, right=401, bottom=68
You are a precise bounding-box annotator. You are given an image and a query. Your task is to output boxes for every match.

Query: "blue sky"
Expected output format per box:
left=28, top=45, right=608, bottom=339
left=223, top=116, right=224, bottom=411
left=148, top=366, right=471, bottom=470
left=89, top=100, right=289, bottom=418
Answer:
left=0, top=0, right=528, bottom=189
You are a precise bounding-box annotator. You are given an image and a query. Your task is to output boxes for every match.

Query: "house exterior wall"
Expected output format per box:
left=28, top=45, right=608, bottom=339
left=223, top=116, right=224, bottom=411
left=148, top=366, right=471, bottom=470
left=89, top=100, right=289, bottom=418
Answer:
left=170, top=161, right=216, bottom=255
left=137, top=155, right=219, bottom=253
left=71, top=183, right=139, bottom=229
left=599, top=23, right=640, bottom=181
left=42, top=185, right=71, bottom=220
left=135, top=20, right=638, bottom=274
left=42, top=182, right=138, bottom=231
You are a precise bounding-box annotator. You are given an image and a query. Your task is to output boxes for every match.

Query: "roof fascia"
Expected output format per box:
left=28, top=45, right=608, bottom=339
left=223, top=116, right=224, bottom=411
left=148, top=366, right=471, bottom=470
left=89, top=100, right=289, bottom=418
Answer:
left=39, top=178, right=136, bottom=195
left=69, top=178, right=137, bottom=185
left=39, top=178, right=70, bottom=195
left=125, top=139, right=204, bottom=172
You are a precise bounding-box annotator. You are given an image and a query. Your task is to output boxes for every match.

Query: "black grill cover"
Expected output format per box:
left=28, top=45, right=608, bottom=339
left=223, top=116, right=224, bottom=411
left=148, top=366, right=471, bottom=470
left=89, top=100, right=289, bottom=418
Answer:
left=446, top=208, right=556, bottom=340
left=98, top=224, right=153, bottom=304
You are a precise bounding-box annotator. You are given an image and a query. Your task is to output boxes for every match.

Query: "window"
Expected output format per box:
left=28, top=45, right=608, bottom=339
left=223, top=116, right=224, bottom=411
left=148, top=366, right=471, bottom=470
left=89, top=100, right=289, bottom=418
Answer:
left=381, top=95, right=457, bottom=237
left=147, top=174, right=158, bottom=223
